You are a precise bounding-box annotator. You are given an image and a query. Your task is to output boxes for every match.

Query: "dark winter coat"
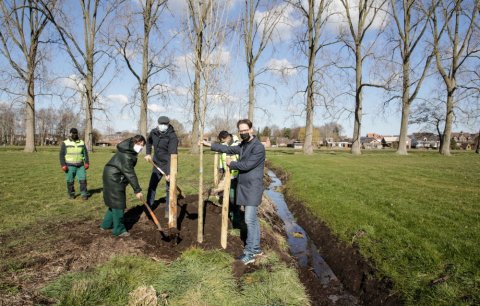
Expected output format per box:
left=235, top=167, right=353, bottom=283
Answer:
left=211, top=136, right=265, bottom=207
left=102, top=138, right=142, bottom=209
left=146, top=125, right=178, bottom=175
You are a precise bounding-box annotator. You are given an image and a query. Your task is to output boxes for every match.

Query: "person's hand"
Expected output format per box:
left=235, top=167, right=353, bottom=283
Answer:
left=84, top=163, right=89, bottom=170
left=218, top=168, right=225, bottom=175
left=135, top=192, right=144, bottom=202
left=199, top=140, right=211, bottom=147
left=62, top=165, right=68, bottom=172
left=165, top=175, right=170, bottom=182
left=144, top=155, right=152, bottom=162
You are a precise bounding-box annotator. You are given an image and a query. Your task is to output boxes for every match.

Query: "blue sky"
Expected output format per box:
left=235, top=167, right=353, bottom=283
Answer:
left=9, top=0, right=477, bottom=137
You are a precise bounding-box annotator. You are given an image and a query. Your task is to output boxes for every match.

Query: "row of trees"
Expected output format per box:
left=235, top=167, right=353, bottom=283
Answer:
left=0, top=0, right=478, bottom=156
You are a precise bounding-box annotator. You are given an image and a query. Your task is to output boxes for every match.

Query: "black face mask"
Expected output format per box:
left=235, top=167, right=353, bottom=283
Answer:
left=71, top=133, right=79, bottom=141
left=240, top=133, right=250, bottom=141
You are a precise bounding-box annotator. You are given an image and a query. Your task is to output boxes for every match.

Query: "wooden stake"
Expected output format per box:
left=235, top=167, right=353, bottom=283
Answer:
left=168, top=154, right=178, bottom=229
left=213, top=152, right=219, bottom=187
left=220, top=156, right=231, bottom=249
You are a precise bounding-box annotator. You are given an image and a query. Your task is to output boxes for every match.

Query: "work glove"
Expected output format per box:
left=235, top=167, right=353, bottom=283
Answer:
left=62, top=165, right=68, bottom=172
left=84, top=163, right=89, bottom=170
left=144, top=155, right=152, bottom=162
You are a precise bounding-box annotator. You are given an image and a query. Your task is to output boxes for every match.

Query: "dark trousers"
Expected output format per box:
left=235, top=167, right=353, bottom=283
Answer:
left=147, top=171, right=170, bottom=215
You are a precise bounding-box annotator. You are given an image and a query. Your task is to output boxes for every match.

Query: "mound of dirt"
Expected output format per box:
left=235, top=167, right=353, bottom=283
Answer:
left=0, top=195, right=254, bottom=305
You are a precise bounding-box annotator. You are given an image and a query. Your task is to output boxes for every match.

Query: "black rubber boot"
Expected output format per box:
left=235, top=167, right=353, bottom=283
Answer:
left=80, top=180, right=89, bottom=200
left=67, top=182, right=75, bottom=199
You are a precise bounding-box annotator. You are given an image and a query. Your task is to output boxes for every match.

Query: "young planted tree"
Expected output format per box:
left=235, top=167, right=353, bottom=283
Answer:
left=186, top=0, right=231, bottom=242
left=0, top=0, right=56, bottom=152
left=390, top=0, right=433, bottom=155
left=41, top=0, right=122, bottom=151
left=116, top=0, right=172, bottom=138
left=431, top=0, right=479, bottom=155
left=338, top=0, right=388, bottom=155
left=242, top=0, right=285, bottom=121
left=288, top=0, right=334, bottom=155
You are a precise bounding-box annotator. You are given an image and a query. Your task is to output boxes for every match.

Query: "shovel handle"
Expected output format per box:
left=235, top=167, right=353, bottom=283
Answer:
left=142, top=200, right=163, bottom=231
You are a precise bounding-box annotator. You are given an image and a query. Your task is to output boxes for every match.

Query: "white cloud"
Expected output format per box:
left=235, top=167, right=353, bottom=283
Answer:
left=256, top=3, right=301, bottom=43
left=266, top=58, right=297, bottom=76
left=148, top=104, right=167, bottom=113
left=60, top=75, right=84, bottom=91
left=106, top=94, right=129, bottom=106
left=325, top=0, right=389, bottom=34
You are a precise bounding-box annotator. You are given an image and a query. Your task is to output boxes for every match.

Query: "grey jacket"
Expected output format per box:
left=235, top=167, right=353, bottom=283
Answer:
left=211, top=136, right=265, bottom=206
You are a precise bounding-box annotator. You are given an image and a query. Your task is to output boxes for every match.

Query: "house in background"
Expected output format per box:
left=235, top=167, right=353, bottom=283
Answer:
left=260, top=136, right=271, bottom=148
left=361, top=136, right=382, bottom=149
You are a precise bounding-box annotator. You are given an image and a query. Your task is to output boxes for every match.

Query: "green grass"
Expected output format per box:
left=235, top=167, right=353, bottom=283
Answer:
left=268, top=150, right=480, bottom=305
left=0, top=146, right=308, bottom=305
left=41, top=249, right=308, bottom=305
left=0, top=147, right=214, bottom=234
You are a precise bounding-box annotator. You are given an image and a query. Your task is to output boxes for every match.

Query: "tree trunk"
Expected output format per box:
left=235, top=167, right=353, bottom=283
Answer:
left=85, top=72, right=94, bottom=151
left=139, top=80, right=148, bottom=137
left=475, top=128, right=480, bottom=154
left=190, top=25, right=203, bottom=154
left=24, top=64, right=36, bottom=152
left=441, top=89, right=454, bottom=156
left=351, top=43, right=362, bottom=155
left=248, top=63, right=255, bottom=121
left=303, top=0, right=315, bottom=155
left=397, top=59, right=410, bottom=155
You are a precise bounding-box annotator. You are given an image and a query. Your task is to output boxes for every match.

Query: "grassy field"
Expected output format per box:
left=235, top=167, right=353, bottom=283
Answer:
left=268, top=149, right=480, bottom=305
left=0, top=146, right=308, bottom=305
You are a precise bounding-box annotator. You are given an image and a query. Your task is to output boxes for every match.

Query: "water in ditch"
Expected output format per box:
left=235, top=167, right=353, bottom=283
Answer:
left=266, top=170, right=358, bottom=305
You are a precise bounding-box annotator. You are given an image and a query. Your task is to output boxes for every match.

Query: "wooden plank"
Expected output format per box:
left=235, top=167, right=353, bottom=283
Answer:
left=168, top=154, right=178, bottom=229
left=220, top=156, right=231, bottom=249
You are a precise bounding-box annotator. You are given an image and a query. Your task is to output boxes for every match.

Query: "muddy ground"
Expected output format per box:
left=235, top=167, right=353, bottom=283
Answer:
left=0, top=181, right=400, bottom=305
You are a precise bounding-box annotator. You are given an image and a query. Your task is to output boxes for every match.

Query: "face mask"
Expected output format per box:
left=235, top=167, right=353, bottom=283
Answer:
left=158, top=124, right=168, bottom=132
left=240, top=133, right=250, bottom=141
left=133, top=144, right=143, bottom=153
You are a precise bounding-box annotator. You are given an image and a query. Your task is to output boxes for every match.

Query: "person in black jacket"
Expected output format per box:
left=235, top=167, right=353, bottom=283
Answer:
left=100, top=135, right=145, bottom=237
left=144, top=116, right=178, bottom=217
left=200, top=119, right=266, bottom=265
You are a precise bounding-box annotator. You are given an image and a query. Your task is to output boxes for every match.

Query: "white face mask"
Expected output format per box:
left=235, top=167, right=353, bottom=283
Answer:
left=133, top=144, right=143, bottom=153
left=158, top=124, right=168, bottom=132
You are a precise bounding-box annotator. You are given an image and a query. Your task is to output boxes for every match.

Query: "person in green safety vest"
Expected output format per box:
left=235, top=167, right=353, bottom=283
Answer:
left=59, top=128, right=90, bottom=200
left=213, top=130, right=241, bottom=226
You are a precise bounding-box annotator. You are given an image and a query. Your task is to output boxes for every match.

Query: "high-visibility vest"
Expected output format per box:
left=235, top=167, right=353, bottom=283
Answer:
left=64, top=139, right=86, bottom=164
left=220, top=135, right=240, bottom=178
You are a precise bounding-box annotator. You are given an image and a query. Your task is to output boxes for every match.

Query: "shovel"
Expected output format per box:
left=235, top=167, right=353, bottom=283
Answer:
left=141, top=199, right=180, bottom=243
left=146, top=158, right=184, bottom=198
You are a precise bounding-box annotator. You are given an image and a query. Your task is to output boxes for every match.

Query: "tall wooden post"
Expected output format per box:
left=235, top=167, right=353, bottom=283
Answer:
left=213, top=152, right=219, bottom=186
left=168, top=154, right=178, bottom=229
left=220, top=157, right=231, bottom=249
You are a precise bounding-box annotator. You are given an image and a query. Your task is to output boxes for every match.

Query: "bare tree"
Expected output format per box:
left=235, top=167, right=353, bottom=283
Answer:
left=115, top=0, right=172, bottom=138
left=242, top=0, right=285, bottom=121
left=0, top=103, right=17, bottom=145
left=186, top=0, right=231, bottom=243
left=339, top=0, right=388, bottom=155
left=390, top=0, right=434, bottom=155
left=431, top=0, right=479, bottom=155
left=0, top=0, right=56, bottom=152
left=288, top=0, right=334, bottom=154
left=40, top=0, right=122, bottom=151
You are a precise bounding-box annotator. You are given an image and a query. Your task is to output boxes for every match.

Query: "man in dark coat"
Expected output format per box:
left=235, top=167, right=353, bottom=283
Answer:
left=201, top=119, right=265, bottom=265
left=144, top=116, right=178, bottom=217
left=101, top=135, right=146, bottom=237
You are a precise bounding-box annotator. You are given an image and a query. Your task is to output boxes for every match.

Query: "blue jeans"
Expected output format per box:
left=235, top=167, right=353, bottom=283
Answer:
left=244, top=205, right=261, bottom=255
left=147, top=171, right=170, bottom=214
